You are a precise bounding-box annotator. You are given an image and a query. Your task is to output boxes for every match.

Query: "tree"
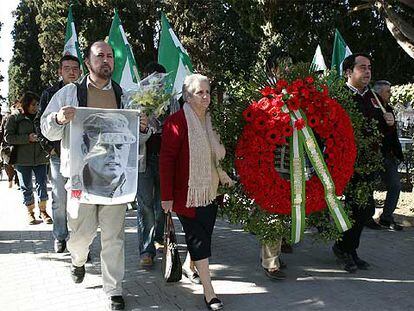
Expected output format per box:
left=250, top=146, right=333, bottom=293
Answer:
left=162, top=0, right=260, bottom=92
left=0, top=21, right=4, bottom=103
left=34, top=0, right=67, bottom=86
left=228, top=0, right=414, bottom=84
left=8, top=0, right=43, bottom=104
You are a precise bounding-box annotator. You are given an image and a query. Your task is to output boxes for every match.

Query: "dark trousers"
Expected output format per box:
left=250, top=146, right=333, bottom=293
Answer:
left=137, top=154, right=164, bottom=257
left=178, top=203, right=218, bottom=261
left=380, top=156, right=401, bottom=223
left=335, top=193, right=375, bottom=253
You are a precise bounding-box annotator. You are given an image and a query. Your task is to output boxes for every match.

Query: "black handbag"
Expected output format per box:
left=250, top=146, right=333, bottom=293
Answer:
left=162, top=212, right=182, bottom=282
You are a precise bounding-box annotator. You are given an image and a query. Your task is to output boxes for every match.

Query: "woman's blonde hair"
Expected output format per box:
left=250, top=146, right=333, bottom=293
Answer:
left=182, top=74, right=210, bottom=102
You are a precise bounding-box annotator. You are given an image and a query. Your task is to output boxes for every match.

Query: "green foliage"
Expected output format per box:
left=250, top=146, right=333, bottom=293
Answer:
left=390, top=83, right=414, bottom=107
left=8, top=0, right=43, bottom=104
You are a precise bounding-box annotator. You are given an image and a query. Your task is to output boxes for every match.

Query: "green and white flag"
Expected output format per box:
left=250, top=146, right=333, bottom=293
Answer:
left=311, top=44, right=327, bottom=72
left=63, top=6, right=86, bottom=73
left=108, top=9, right=140, bottom=90
left=158, top=13, right=193, bottom=96
left=331, top=29, right=352, bottom=76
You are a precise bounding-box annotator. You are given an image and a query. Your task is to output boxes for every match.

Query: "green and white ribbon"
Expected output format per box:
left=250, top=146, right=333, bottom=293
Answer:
left=282, top=106, right=351, bottom=244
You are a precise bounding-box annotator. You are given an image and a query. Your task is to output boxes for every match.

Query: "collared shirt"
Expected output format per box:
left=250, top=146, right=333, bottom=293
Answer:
left=86, top=76, right=112, bottom=91
left=346, top=82, right=369, bottom=96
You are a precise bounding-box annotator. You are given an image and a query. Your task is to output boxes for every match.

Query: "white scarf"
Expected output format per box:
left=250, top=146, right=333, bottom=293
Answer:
left=183, top=103, right=233, bottom=207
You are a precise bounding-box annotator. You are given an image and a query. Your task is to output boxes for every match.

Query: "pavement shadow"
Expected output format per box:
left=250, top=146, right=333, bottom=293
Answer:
left=2, top=210, right=414, bottom=310
left=0, top=230, right=54, bottom=254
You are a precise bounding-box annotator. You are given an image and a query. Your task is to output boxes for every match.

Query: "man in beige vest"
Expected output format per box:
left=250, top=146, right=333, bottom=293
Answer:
left=41, top=41, right=147, bottom=310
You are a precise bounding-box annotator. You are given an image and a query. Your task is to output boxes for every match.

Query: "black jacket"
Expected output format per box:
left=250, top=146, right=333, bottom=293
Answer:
left=352, top=88, right=403, bottom=161
left=35, top=81, right=65, bottom=156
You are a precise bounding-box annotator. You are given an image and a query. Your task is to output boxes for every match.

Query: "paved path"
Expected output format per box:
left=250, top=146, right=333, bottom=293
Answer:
left=0, top=178, right=413, bottom=311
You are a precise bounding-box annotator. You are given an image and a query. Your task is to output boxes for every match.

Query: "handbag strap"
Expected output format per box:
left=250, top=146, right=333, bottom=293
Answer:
left=164, top=212, right=176, bottom=236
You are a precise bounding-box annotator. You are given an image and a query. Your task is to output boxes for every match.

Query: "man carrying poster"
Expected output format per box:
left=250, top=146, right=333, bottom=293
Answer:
left=41, top=40, right=149, bottom=311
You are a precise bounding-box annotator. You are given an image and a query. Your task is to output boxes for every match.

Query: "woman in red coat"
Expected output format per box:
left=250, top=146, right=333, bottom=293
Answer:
left=160, top=74, right=232, bottom=311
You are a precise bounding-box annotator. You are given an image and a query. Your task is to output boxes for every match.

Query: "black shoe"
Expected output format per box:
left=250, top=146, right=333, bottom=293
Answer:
left=379, top=219, right=403, bottom=231
left=351, top=252, right=370, bottom=270
left=109, top=296, right=125, bottom=310
left=54, top=239, right=66, bottom=253
left=183, top=268, right=201, bottom=284
left=341, top=253, right=358, bottom=273
left=365, top=219, right=382, bottom=230
left=263, top=268, right=286, bottom=280
left=204, top=296, right=223, bottom=311
left=333, top=246, right=357, bottom=272
left=70, top=264, right=85, bottom=283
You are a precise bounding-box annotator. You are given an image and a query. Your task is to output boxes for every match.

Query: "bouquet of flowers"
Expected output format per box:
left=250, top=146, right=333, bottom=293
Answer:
left=124, top=72, right=174, bottom=117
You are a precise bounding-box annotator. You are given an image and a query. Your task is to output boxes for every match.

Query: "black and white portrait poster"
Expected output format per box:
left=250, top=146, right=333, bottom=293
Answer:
left=69, top=107, right=140, bottom=205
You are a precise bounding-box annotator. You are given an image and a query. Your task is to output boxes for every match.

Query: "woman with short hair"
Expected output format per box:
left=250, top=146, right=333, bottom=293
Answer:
left=160, top=74, right=232, bottom=310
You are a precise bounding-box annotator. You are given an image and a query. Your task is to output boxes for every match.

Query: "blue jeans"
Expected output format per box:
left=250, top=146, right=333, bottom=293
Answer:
left=50, top=155, right=69, bottom=241
left=380, top=156, right=401, bottom=223
left=15, top=164, right=48, bottom=206
left=136, top=154, right=164, bottom=257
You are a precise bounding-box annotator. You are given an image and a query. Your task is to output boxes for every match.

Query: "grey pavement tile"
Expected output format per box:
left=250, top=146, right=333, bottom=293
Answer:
left=1, top=180, right=414, bottom=310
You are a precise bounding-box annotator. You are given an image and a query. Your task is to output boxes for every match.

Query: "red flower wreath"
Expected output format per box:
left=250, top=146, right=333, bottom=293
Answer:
left=235, top=77, right=357, bottom=215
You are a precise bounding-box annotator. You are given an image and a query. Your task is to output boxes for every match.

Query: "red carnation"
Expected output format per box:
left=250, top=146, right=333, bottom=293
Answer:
left=254, top=116, right=268, bottom=131
left=286, top=97, right=300, bottom=111
left=242, top=107, right=255, bottom=122
left=308, top=115, right=320, bottom=127
left=265, top=129, right=280, bottom=145
left=295, top=118, right=306, bottom=130
left=282, top=125, right=293, bottom=137
left=260, top=86, right=274, bottom=97
left=271, top=97, right=284, bottom=108
left=277, top=79, right=288, bottom=90
left=305, top=76, right=314, bottom=84
left=280, top=113, right=291, bottom=124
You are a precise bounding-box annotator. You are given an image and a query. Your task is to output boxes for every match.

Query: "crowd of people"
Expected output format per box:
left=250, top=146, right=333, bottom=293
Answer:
left=0, top=40, right=406, bottom=311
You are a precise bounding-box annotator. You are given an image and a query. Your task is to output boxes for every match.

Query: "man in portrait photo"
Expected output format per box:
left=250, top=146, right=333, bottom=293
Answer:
left=79, top=112, right=136, bottom=198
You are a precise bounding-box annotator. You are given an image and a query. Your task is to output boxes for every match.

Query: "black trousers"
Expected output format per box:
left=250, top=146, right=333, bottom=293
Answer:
left=178, top=203, right=218, bottom=261
left=335, top=194, right=375, bottom=253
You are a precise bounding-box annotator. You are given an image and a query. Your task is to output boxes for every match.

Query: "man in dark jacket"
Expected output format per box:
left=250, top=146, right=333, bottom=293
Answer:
left=332, top=53, right=400, bottom=273
left=35, top=55, right=80, bottom=253
left=369, top=80, right=404, bottom=230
